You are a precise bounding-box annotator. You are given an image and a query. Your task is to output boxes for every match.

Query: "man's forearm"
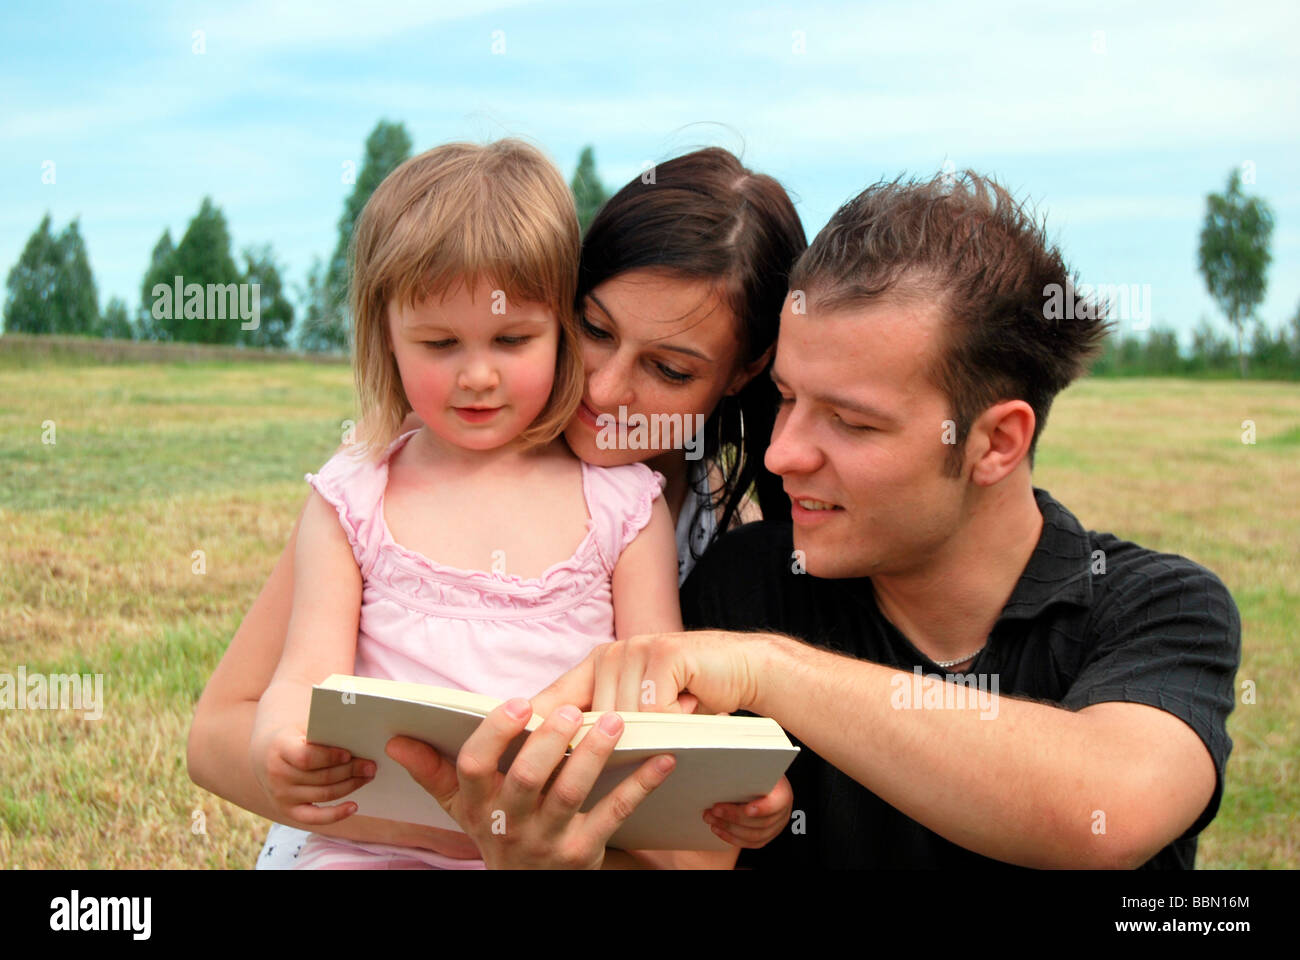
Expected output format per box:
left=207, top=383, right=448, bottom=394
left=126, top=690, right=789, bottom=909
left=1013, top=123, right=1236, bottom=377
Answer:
left=749, top=634, right=1151, bottom=868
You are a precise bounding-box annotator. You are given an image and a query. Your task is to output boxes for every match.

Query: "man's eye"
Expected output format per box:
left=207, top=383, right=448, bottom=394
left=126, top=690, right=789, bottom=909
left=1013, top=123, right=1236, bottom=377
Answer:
left=833, top=413, right=873, bottom=431
left=580, top=317, right=612, bottom=340
left=497, top=336, right=531, bottom=346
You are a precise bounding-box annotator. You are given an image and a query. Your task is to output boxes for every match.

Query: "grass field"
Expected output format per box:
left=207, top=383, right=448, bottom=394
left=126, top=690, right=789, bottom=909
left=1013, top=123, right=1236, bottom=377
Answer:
left=1, top=351, right=1296, bottom=869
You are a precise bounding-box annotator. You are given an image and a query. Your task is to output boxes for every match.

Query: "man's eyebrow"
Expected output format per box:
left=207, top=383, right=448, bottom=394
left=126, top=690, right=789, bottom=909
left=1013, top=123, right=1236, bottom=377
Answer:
left=586, top=293, right=714, bottom=364
left=770, top=368, right=896, bottom=422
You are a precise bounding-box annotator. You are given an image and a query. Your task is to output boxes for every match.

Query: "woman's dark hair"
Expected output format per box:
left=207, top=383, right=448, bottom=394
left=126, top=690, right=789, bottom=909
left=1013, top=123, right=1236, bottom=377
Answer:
left=578, top=147, right=806, bottom=557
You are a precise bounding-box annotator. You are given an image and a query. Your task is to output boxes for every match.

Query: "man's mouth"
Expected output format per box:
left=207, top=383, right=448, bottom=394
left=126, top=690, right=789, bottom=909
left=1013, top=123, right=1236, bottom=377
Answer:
left=788, top=492, right=845, bottom=520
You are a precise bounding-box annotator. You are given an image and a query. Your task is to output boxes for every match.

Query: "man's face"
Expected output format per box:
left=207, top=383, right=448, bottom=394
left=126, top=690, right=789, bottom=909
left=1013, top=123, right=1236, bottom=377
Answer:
left=764, top=295, right=967, bottom=579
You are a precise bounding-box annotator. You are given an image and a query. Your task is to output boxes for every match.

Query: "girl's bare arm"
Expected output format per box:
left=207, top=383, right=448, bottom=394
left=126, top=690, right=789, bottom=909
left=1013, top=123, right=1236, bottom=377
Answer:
left=187, top=417, right=477, bottom=856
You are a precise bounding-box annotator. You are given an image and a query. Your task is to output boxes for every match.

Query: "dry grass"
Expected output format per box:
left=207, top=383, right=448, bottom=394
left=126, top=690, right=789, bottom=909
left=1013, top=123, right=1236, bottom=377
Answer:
left=1, top=356, right=1295, bottom=868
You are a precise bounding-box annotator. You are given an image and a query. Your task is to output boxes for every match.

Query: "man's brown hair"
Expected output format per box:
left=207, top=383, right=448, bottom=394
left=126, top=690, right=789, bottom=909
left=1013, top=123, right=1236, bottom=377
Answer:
left=788, top=170, right=1112, bottom=476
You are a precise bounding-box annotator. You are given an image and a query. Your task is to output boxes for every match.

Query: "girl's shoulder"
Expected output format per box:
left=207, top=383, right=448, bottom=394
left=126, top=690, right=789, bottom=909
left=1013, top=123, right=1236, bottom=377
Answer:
left=580, top=460, right=667, bottom=570
left=304, top=429, right=416, bottom=574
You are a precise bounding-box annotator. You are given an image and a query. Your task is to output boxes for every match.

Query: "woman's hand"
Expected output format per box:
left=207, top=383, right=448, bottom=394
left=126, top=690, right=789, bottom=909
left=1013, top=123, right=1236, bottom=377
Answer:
left=386, top=700, right=675, bottom=869
left=250, top=722, right=376, bottom=825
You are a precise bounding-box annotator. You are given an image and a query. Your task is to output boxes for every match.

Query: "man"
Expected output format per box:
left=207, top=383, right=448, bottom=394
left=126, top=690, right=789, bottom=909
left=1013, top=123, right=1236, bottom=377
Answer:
left=390, top=171, right=1240, bottom=869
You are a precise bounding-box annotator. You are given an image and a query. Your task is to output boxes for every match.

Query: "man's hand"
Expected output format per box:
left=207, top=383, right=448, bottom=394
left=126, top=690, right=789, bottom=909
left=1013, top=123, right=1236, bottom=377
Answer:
left=532, top=630, right=785, bottom=718
left=385, top=699, right=675, bottom=869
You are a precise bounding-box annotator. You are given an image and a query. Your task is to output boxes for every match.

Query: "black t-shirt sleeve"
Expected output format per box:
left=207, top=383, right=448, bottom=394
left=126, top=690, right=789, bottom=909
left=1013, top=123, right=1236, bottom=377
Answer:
left=1058, top=550, right=1241, bottom=840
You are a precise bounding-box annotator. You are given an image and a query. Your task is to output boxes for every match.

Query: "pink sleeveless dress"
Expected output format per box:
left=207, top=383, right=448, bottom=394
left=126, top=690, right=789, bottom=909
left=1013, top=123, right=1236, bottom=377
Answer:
left=291, top=429, right=666, bottom=869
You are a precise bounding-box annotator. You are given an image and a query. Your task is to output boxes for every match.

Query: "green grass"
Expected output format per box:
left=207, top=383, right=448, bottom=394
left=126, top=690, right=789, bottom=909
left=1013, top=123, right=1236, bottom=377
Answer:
left=0, top=358, right=1296, bottom=868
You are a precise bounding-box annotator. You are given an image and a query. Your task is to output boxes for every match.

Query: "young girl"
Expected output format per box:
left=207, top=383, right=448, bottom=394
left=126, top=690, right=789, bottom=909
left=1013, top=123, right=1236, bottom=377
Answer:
left=247, top=140, right=745, bottom=869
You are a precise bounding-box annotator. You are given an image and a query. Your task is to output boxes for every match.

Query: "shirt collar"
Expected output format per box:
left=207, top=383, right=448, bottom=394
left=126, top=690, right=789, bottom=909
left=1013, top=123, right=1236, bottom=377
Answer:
left=996, top=487, right=1094, bottom=622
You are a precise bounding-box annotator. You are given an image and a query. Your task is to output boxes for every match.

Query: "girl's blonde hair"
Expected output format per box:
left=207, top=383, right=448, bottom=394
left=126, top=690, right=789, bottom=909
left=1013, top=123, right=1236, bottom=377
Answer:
left=350, top=139, right=584, bottom=460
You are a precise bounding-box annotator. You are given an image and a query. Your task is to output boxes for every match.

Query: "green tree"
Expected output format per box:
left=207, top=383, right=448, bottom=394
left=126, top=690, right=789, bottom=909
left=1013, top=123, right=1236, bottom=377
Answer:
left=95, top=296, right=134, bottom=340
left=295, top=256, right=340, bottom=353
left=305, top=120, right=413, bottom=352
left=238, top=245, right=294, bottom=348
left=3, top=214, right=58, bottom=334
left=1198, top=169, right=1274, bottom=376
left=3, top=214, right=99, bottom=335
left=139, top=229, right=176, bottom=339
left=150, top=197, right=243, bottom=343
left=49, top=219, right=100, bottom=335
left=571, top=145, right=609, bottom=236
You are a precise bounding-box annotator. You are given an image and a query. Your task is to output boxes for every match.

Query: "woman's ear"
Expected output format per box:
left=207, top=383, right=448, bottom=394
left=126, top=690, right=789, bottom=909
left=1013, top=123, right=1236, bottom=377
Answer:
left=724, top=344, right=776, bottom=397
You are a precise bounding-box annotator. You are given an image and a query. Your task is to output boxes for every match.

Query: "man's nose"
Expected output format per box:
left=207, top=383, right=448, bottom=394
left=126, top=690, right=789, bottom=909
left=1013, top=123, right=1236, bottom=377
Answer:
left=764, top=405, right=822, bottom=478
left=586, top=350, right=635, bottom=411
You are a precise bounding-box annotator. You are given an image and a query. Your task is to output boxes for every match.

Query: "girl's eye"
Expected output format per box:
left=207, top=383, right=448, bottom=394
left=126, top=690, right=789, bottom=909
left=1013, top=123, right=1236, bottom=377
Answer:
left=580, top=317, right=612, bottom=341
left=497, top=336, right=531, bottom=346
left=656, top=363, right=693, bottom=384
left=424, top=339, right=456, bottom=349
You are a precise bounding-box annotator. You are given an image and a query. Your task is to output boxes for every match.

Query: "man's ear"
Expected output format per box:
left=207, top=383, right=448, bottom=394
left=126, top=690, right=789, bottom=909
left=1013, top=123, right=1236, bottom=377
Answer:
left=724, top=344, right=776, bottom=397
left=968, top=400, right=1036, bottom=486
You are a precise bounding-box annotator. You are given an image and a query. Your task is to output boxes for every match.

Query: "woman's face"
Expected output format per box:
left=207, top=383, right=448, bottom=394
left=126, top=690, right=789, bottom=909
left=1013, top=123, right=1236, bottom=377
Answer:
left=563, top=269, right=767, bottom=467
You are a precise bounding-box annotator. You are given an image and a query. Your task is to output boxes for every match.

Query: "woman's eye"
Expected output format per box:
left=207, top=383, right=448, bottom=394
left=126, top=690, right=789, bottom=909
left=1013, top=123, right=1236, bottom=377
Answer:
left=580, top=317, right=612, bottom=341
left=656, top=363, right=693, bottom=384
left=497, top=336, right=531, bottom=346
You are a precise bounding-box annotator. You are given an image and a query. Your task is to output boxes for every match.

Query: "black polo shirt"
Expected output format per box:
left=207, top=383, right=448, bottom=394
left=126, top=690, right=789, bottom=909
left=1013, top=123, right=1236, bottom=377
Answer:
left=681, top=488, right=1240, bottom=869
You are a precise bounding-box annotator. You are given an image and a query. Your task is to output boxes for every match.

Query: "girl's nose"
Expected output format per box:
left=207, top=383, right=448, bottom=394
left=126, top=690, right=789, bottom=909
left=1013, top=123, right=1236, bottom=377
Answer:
left=764, top=404, right=822, bottom=478
left=586, top=350, right=636, bottom=411
left=458, top=356, right=499, bottom=393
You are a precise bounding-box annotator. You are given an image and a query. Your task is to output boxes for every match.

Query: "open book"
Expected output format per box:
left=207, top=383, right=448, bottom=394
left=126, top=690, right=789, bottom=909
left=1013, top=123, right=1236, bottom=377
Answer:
left=306, top=674, right=799, bottom=851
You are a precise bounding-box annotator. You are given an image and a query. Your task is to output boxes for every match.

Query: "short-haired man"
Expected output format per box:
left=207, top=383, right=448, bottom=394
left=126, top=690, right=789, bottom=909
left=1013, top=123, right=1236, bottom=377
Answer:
left=396, top=172, right=1240, bottom=869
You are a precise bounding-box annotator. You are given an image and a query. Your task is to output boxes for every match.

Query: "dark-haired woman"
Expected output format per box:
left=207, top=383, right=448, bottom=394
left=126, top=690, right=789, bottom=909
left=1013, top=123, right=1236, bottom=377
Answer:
left=187, top=146, right=806, bottom=868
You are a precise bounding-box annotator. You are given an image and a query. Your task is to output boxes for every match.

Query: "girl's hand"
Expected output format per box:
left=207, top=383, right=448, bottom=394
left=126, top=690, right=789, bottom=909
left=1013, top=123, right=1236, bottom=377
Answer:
left=386, top=700, right=675, bottom=869
left=703, top=775, right=793, bottom=848
left=250, top=723, right=376, bottom=825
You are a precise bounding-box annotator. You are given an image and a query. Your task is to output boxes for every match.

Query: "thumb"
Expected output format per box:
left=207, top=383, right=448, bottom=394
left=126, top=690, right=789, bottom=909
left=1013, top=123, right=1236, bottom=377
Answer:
left=386, top=736, right=459, bottom=810
left=531, top=657, right=595, bottom=718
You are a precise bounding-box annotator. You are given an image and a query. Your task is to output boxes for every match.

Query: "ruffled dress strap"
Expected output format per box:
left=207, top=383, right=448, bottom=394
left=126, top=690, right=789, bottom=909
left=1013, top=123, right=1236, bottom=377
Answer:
left=581, top=460, right=667, bottom=574
left=304, top=429, right=417, bottom=578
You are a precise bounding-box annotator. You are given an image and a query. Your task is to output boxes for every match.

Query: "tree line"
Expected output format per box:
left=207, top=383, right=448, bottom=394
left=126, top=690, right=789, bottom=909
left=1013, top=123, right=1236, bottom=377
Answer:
left=2, top=123, right=611, bottom=353
left=5, top=136, right=1292, bottom=379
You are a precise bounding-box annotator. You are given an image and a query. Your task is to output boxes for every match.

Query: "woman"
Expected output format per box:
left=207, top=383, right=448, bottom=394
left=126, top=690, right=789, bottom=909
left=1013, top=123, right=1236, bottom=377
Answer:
left=186, top=146, right=806, bottom=868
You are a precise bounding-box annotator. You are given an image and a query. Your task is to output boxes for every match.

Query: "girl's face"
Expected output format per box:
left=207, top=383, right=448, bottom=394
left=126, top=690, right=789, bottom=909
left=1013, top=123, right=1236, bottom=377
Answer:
left=563, top=269, right=768, bottom=466
left=387, top=277, right=560, bottom=453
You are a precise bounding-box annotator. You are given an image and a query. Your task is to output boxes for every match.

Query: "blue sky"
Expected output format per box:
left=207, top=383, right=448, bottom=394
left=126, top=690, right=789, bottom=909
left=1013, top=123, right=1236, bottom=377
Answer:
left=3, top=0, right=1298, bottom=345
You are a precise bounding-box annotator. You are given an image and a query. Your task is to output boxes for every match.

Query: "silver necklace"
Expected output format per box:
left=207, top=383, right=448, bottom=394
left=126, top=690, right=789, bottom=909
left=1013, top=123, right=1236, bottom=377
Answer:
left=933, top=645, right=986, bottom=669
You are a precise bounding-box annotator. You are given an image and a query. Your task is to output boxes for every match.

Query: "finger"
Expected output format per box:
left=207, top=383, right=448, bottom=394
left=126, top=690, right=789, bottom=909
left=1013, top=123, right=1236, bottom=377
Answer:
left=275, top=755, right=374, bottom=787
left=591, top=644, right=622, bottom=714
left=535, top=710, right=623, bottom=832
left=289, top=738, right=352, bottom=771
left=705, top=820, right=769, bottom=849
left=678, top=693, right=699, bottom=714
left=386, top=736, right=459, bottom=809
left=706, top=805, right=786, bottom=831
left=582, top=751, right=677, bottom=845
left=641, top=636, right=697, bottom=715
left=282, top=776, right=375, bottom=805
left=532, top=658, right=596, bottom=718
left=455, top=700, right=533, bottom=816
left=286, top=800, right=358, bottom=825
left=497, top=705, right=585, bottom=828
left=616, top=639, right=648, bottom=711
